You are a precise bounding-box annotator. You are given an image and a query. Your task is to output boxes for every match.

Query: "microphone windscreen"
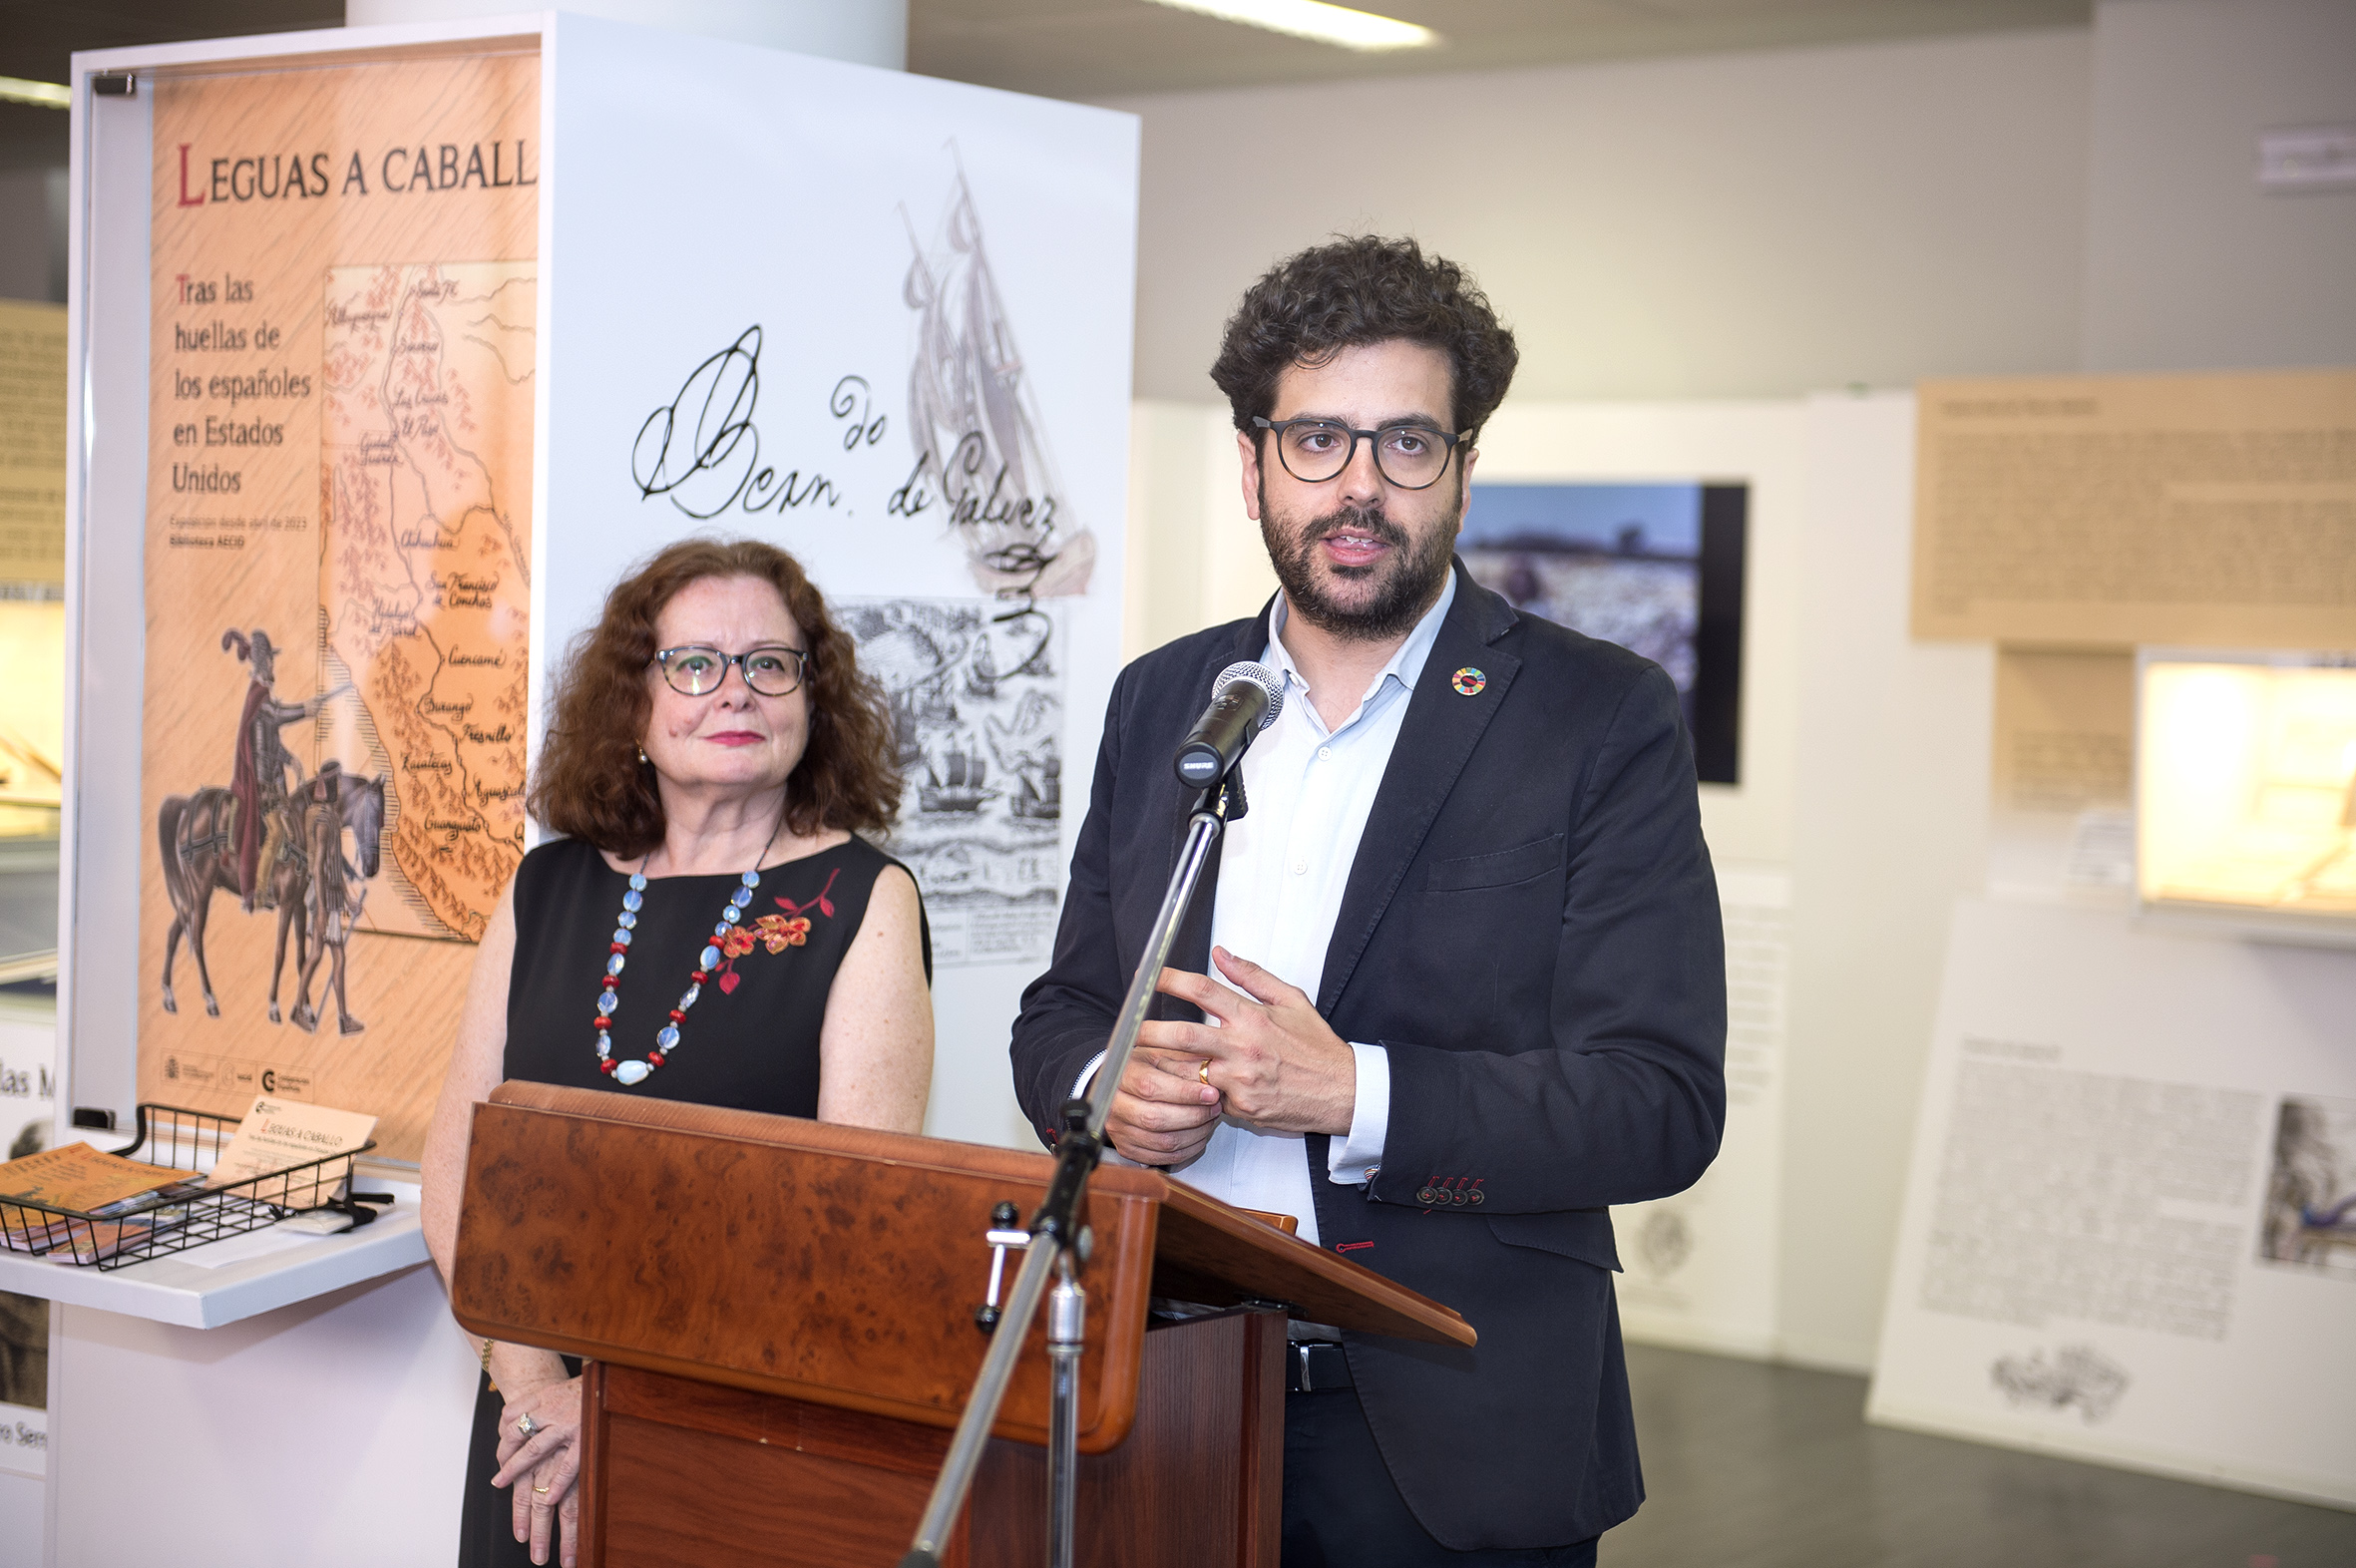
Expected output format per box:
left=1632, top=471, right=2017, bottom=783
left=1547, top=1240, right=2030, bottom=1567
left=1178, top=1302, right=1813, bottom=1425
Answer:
left=1210, top=660, right=1285, bottom=730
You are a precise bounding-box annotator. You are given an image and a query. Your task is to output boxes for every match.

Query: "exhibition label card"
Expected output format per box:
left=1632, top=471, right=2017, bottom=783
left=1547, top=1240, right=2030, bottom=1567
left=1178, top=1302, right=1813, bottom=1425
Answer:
left=207, top=1094, right=377, bottom=1187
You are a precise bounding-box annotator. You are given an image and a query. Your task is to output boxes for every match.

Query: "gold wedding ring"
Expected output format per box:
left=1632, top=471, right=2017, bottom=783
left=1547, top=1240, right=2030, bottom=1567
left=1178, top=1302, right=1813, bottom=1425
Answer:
left=534, top=1485, right=552, bottom=1495
left=1198, top=1058, right=1211, bottom=1085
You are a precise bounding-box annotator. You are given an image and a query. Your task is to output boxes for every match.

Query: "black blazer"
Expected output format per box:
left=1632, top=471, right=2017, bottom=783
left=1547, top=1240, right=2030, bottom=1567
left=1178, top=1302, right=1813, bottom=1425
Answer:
left=1010, top=561, right=1727, bottom=1550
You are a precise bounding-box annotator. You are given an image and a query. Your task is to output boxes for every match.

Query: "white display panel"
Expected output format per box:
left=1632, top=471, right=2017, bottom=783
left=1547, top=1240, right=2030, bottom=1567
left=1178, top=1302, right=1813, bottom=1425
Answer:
left=1474, top=400, right=1804, bottom=1356
left=1608, top=862, right=1788, bottom=1358
left=537, top=16, right=1135, bottom=1150
left=1869, top=897, right=2356, bottom=1508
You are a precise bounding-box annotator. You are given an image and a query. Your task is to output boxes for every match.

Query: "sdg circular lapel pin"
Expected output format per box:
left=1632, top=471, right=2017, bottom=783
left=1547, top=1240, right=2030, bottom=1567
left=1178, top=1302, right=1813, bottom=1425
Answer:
left=1450, top=667, right=1487, bottom=697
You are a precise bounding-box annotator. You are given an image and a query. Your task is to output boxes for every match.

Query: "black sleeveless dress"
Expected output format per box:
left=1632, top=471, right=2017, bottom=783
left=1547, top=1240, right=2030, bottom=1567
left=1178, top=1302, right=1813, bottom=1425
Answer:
left=457, top=833, right=925, bottom=1567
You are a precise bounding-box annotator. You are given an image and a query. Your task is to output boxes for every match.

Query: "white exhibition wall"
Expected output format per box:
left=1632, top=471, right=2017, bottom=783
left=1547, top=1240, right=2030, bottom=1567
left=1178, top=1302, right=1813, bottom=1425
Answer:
left=2082, top=0, right=2356, bottom=373
left=1100, top=26, right=2093, bottom=407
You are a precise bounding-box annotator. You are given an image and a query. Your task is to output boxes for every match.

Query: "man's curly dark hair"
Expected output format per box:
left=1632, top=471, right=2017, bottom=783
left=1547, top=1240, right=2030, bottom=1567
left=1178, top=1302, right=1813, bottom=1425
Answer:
left=1209, top=235, right=1519, bottom=440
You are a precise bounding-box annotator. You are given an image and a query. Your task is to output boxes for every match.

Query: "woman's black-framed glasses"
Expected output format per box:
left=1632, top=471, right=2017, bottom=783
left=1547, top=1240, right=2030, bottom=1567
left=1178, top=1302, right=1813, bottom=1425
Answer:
left=652, top=644, right=809, bottom=697
left=1252, top=416, right=1470, bottom=491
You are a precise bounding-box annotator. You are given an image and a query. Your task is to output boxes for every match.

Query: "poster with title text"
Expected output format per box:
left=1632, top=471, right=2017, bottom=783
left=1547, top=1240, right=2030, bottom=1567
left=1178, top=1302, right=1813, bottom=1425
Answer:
left=138, top=50, right=539, bottom=1162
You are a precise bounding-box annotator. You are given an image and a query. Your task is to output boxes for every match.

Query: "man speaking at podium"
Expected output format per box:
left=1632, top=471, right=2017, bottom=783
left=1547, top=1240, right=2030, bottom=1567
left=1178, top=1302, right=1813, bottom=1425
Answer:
left=1010, top=236, right=1726, bottom=1566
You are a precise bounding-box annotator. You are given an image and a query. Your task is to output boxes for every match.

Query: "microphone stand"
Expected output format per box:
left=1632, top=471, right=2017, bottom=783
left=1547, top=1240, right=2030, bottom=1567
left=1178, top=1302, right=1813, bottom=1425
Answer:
left=900, top=770, right=1246, bottom=1568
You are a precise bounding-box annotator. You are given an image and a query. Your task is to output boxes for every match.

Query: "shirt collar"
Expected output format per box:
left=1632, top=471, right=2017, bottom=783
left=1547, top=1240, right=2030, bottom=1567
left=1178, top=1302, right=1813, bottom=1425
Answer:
left=1267, top=566, right=1458, bottom=710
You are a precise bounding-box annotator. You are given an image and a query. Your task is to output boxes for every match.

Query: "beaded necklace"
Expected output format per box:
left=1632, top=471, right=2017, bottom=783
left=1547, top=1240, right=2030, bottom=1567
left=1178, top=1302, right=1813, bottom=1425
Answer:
left=594, top=812, right=785, bottom=1087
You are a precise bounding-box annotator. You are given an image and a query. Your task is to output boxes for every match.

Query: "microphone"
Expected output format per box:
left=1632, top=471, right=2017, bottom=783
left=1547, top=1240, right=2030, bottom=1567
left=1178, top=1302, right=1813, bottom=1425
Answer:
left=1173, top=661, right=1285, bottom=788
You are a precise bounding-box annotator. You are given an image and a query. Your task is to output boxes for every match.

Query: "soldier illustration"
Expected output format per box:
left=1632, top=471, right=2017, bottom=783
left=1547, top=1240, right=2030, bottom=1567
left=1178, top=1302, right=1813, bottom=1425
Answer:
left=221, top=628, right=343, bottom=915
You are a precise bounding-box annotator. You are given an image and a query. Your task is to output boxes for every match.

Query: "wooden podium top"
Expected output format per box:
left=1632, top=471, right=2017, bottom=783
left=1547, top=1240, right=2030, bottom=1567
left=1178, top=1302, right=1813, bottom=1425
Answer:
left=452, top=1082, right=1468, bottom=1452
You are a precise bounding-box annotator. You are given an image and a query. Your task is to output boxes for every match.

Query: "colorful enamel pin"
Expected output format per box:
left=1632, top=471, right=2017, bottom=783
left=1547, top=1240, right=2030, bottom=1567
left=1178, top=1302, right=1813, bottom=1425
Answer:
left=1450, top=667, right=1486, bottom=696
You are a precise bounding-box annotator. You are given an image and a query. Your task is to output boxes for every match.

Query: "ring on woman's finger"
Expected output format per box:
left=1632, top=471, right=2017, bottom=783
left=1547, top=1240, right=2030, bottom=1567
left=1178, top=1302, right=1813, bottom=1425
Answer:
left=534, top=1485, right=552, bottom=1495
left=515, top=1413, right=542, bottom=1438
left=1197, top=1058, right=1211, bottom=1085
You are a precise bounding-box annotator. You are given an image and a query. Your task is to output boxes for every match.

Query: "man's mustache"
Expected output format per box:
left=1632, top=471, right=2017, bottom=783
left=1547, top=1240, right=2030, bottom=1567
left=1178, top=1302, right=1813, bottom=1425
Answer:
left=1300, top=507, right=1409, bottom=551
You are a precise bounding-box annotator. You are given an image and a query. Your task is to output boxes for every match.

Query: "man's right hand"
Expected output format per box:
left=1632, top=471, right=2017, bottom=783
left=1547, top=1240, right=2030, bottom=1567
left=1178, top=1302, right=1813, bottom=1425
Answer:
left=1103, top=1047, right=1224, bottom=1168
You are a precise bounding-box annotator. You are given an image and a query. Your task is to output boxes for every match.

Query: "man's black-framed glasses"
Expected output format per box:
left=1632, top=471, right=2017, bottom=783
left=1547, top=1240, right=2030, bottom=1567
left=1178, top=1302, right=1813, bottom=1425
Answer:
left=652, top=644, right=809, bottom=697
left=1253, top=415, right=1470, bottom=491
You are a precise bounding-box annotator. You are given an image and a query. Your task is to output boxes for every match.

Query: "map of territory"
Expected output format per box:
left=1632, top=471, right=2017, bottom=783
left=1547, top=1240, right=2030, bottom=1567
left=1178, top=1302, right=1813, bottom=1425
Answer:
left=319, top=261, right=534, bottom=943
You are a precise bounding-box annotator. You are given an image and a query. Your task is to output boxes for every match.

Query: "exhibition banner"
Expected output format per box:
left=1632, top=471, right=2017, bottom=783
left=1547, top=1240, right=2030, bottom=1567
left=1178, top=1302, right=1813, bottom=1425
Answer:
left=138, top=48, right=540, bottom=1160
left=1870, top=898, right=2356, bottom=1507
left=536, top=16, right=1135, bottom=1148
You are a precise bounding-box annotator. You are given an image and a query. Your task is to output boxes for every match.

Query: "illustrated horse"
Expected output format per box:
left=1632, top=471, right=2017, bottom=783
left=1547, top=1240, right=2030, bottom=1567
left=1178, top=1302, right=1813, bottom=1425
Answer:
left=158, top=771, right=385, bottom=1029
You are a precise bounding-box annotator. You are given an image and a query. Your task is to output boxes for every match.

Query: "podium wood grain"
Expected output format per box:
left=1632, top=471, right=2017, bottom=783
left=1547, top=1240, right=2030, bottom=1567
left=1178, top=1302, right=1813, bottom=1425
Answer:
left=580, top=1309, right=1285, bottom=1568
left=456, top=1083, right=1470, bottom=1566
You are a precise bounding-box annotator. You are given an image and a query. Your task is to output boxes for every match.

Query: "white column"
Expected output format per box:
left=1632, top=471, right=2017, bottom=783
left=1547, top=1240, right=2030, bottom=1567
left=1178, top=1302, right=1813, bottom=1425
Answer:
left=343, top=0, right=908, bottom=70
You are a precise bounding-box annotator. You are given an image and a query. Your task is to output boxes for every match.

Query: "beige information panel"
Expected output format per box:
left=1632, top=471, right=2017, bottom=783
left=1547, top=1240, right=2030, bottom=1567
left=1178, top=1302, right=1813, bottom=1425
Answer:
left=0, top=299, right=66, bottom=586
left=1992, top=647, right=2135, bottom=815
left=139, top=47, right=538, bottom=1160
left=1913, top=370, right=2356, bottom=647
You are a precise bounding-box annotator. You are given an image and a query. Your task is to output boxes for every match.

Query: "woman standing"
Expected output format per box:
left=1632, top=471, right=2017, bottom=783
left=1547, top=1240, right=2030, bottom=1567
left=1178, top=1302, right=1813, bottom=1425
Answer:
left=421, top=539, right=933, bottom=1568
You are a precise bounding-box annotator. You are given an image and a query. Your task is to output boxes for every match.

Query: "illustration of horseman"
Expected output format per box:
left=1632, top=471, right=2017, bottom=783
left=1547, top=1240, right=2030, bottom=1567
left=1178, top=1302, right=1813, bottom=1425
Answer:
left=159, top=628, right=374, bottom=1025
left=221, top=627, right=343, bottom=914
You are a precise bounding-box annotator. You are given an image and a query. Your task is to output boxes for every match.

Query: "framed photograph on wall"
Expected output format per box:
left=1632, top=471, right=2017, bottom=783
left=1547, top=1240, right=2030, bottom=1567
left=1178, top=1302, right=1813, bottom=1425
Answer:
left=1461, top=481, right=1748, bottom=784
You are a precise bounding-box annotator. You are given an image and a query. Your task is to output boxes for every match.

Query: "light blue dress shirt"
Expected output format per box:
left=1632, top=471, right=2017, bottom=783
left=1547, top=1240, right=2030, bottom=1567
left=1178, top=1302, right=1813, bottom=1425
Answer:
left=1081, top=572, right=1457, bottom=1246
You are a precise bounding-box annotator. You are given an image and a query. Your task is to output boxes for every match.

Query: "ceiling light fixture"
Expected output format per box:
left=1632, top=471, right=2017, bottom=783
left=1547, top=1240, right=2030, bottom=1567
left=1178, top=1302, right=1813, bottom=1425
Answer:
left=1147, top=0, right=1439, bottom=53
left=0, top=77, right=72, bottom=110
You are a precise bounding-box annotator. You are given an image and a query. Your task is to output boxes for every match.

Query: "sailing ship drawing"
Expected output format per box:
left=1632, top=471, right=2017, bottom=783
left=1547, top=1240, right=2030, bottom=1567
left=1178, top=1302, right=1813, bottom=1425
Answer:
left=903, top=164, right=1094, bottom=602
left=844, top=596, right=1065, bottom=969
left=921, top=723, right=996, bottom=816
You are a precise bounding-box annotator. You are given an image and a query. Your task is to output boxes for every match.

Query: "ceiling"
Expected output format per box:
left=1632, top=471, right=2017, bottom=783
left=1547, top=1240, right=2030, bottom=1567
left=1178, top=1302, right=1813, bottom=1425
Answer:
left=910, top=0, right=2092, bottom=100
left=0, top=0, right=341, bottom=171
left=0, top=0, right=2091, bottom=172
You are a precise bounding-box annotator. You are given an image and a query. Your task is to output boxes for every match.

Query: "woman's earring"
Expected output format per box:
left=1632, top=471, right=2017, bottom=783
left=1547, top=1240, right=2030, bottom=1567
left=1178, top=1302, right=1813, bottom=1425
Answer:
left=636, top=744, right=648, bottom=765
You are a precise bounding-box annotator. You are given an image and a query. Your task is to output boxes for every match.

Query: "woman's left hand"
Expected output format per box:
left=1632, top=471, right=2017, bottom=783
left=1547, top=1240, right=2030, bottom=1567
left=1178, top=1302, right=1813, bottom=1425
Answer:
left=493, top=1372, right=585, bottom=1567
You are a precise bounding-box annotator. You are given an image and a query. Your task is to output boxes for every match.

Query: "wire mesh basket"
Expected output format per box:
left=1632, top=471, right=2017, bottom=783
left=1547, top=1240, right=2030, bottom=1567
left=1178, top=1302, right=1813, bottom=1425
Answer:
left=0, top=1102, right=375, bottom=1270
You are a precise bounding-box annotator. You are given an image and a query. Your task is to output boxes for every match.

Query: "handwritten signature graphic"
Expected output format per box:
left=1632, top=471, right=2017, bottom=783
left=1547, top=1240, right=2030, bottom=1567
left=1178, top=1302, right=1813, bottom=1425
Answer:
left=632, top=326, right=882, bottom=520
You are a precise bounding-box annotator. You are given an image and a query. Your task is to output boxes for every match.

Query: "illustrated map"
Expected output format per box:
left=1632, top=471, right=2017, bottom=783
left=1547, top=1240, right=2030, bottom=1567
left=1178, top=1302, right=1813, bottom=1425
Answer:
left=318, top=260, right=535, bottom=942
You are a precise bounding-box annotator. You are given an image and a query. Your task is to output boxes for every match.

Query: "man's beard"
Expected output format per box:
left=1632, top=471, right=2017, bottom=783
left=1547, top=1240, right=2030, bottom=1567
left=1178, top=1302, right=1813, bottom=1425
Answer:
left=1260, top=480, right=1459, bottom=643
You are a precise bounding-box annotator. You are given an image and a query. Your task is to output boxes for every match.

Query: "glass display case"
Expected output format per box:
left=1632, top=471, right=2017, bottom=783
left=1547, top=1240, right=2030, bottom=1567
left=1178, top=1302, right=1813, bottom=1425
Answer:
left=2137, top=648, right=2356, bottom=944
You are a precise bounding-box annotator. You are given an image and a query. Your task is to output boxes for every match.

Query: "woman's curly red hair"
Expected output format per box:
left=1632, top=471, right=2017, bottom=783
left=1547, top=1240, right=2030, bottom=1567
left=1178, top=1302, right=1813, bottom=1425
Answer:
left=528, top=538, right=900, bottom=856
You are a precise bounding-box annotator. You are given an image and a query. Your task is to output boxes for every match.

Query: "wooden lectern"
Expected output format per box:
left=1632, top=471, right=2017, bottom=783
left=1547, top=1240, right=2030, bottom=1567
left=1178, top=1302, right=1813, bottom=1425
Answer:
left=452, top=1083, right=1473, bottom=1568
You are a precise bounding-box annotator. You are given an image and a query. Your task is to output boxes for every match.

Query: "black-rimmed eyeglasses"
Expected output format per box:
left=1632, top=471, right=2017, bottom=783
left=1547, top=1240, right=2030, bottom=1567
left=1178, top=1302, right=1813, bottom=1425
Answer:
left=651, top=644, right=809, bottom=697
left=1252, top=416, right=1471, bottom=491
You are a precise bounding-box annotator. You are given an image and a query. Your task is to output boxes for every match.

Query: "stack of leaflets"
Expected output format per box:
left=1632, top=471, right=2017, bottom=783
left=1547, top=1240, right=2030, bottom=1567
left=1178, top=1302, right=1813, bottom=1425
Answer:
left=0, top=1143, right=208, bottom=1259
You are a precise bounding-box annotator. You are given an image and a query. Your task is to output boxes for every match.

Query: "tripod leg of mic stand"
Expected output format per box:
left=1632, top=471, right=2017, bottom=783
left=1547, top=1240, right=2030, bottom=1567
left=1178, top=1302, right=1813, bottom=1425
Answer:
left=903, top=801, right=1231, bottom=1568
left=1045, top=1262, right=1086, bottom=1568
